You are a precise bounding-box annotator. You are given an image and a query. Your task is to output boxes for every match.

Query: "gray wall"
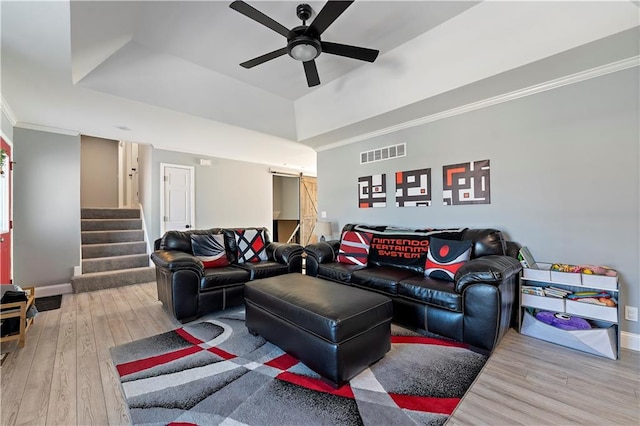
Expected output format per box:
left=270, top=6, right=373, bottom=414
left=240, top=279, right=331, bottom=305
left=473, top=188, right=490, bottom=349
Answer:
left=13, top=128, right=81, bottom=286
left=80, top=135, right=118, bottom=207
left=148, top=149, right=273, bottom=244
left=317, top=68, right=639, bottom=335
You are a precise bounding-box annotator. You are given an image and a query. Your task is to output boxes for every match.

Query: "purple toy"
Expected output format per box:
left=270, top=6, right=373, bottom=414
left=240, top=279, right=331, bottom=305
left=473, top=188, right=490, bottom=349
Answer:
left=535, top=311, right=592, bottom=331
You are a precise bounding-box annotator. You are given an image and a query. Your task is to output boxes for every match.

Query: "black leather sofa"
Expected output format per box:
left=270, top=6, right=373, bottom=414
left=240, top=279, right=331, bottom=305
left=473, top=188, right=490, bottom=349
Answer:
left=151, top=227, right=303, bottom=322
left=304, top=224, right=522, bottom=353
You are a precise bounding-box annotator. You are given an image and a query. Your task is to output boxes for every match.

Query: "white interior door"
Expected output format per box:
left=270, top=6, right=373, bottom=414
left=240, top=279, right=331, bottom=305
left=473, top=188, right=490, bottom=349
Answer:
left=161, top=164, right=195, bottom=234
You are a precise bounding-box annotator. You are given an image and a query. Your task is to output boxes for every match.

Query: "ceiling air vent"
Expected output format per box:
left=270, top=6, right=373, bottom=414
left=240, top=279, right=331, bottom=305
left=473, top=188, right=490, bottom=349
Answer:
left=360, top=143, right=406, bottom=164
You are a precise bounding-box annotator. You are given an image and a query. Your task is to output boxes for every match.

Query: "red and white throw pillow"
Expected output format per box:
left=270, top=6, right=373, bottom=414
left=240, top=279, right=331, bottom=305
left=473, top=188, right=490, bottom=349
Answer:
left=424, top=237, right=472, bottom=281
left=191, top=234, right=229, bottom=268
left=337, top=231, right=373, bottom=266
left=235, top=229, right=268, bottom=263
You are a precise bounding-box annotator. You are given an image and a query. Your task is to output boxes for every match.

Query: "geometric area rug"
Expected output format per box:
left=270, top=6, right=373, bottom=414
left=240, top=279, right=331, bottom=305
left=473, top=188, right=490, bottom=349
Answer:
left=110, top=307, right=487, bottom=426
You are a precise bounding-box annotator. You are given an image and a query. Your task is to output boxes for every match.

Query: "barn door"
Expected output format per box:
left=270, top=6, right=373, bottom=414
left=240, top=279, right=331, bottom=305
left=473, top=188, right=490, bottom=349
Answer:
left=299, top=176, right=317, bottom=246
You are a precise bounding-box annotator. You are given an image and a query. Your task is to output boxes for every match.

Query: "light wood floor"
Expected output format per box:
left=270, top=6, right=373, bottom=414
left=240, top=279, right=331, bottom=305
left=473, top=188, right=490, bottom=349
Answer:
left=1, top=282, right=638, bottom=425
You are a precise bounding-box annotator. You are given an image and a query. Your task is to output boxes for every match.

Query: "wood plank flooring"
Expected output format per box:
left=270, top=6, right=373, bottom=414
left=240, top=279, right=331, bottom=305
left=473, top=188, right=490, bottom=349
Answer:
left=1, top=282, right=638, bottom=425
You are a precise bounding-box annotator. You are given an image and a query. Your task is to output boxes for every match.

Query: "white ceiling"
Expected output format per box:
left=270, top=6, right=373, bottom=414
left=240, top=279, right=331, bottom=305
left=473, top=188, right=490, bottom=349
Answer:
left=1, top=1, right=638, bottom=175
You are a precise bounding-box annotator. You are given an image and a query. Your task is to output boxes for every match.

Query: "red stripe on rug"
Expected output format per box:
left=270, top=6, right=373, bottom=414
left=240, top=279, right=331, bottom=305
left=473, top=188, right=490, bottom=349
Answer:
left=390, top=393, right=460, bottom=415
left=116, top=346, right=203, bottom=377
left=265, top=353, right=299, bottom=370
left=391, top=335, right=468, bottom=348
left=277, top=372, right=355, bottom=399
left=207, top=346, right=237, bottom=360
left=175, top=327, right=205, bottom=345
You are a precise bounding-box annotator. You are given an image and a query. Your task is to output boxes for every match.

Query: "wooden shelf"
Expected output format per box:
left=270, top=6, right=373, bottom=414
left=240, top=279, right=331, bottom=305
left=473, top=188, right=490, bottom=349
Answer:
left=0, top=286, right=36, bottom=349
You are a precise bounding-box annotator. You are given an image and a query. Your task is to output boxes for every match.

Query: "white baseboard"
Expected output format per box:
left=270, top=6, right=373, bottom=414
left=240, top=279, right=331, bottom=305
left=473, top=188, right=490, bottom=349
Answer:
left=34, top=283, right=73, bottom=297
left=73, top=265, right=82, bottom=276
left=620, top=331, right=640, bottom=352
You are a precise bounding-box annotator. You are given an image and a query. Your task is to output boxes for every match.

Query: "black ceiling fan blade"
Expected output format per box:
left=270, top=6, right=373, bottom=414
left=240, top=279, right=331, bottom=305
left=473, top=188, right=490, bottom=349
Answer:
left=303, top=60, right=321, bottom=87
left=240, top=47, right=288, bottom=68
left=308, top=1, right=354, bottom=35
left=321, top=41, right=379, bottom=62
left=229, top=1, right=290, bottom=38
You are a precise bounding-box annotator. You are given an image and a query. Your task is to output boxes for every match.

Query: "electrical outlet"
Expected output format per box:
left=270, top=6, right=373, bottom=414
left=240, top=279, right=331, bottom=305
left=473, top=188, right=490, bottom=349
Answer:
left=321, top=211, right=327, bottom=218
left=625, top=306, right=638, bottom=322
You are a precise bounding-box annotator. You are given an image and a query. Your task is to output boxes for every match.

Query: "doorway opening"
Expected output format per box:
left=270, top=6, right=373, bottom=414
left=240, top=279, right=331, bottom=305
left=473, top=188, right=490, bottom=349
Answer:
left=272, top=173, right=317, bottom=245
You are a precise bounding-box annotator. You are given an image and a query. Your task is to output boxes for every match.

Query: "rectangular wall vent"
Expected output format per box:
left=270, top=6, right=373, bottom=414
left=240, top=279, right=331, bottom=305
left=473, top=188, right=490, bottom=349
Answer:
left=360, top=143, right=406, bottom=164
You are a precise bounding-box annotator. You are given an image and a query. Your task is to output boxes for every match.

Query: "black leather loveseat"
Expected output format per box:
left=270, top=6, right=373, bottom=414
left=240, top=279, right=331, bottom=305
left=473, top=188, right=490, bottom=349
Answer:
left=151, top=227, right=303, bottom=322
left=304, top=224, right=522, bottom=353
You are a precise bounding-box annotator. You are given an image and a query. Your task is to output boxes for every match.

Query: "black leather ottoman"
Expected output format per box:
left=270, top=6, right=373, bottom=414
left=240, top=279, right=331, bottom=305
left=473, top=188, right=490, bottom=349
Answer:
left=244, top=274, right=393, bottom=387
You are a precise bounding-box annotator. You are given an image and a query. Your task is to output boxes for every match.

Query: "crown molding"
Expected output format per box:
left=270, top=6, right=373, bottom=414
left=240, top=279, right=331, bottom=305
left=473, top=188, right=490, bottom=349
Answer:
left=0, top=96, right=18, bottom=126
left=15, top=121, right=80, bottom=136
left=316, top=56, right=640, bottom=152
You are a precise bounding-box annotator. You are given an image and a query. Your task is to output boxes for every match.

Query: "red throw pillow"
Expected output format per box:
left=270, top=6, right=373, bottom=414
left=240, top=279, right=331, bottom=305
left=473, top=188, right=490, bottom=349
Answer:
left=191, top=234, right=229, bottom=268
left=425, top=237, right=472, bottom=281
left=235, top=229, right=268, bottom=263
left=337, top=231, right=373, bottom=266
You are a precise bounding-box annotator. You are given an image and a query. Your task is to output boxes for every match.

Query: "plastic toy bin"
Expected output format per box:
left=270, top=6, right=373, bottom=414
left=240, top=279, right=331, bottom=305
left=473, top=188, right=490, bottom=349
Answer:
left=520, top=311, right=617, bottom=360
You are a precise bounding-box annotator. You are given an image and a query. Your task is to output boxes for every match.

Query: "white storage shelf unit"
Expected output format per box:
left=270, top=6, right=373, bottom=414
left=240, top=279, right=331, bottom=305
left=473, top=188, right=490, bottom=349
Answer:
left=519, top=263, right=619, bottom=360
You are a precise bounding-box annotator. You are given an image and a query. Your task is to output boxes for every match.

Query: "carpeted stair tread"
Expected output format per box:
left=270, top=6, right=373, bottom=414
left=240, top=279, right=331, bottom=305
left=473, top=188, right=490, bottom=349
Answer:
left=82, top=254, right=150, bottom=273
left=82, top=230, right=144, bottom=244
left=75, top=207, right=153, bottom=293
left=71, top=267, right=156, bottom=293
left=81, top=208, right=140, bottom=219
left=82, top=241, right=147, bottom=259
left=81, top=218, right=143, bottom=231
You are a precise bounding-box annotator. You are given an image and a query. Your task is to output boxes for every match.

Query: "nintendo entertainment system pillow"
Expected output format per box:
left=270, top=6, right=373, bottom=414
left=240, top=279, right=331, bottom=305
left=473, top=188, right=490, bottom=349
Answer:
left=361, top=226, right=466, bottom=273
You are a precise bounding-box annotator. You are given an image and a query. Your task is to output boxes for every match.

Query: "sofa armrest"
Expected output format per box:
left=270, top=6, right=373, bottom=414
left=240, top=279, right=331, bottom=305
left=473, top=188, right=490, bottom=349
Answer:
left=454, top=255, right=522, bottom=293
left=151, top=250, right=204, bottom=275
left=266, top=242, right=304, bottom=273
left=303, top=240, right=340, bottom=277
left=303, top=240, right=340, bottom=264
left=267, top=242, right=304, bottom=264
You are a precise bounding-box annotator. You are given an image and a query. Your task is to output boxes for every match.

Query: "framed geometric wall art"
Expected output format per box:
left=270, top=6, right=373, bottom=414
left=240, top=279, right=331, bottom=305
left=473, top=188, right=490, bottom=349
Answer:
left=395, top=168, right=431, bottom=207
left=442, top=159, right=491, bottom=205
left=358, top=174, right=386, bottom=208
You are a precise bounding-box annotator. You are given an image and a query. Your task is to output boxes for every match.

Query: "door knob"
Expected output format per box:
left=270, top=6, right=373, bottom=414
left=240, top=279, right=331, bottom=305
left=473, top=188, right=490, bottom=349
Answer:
left=0, top=237, right=4, bottom=243
left=185, top=224, right=190, bottom=229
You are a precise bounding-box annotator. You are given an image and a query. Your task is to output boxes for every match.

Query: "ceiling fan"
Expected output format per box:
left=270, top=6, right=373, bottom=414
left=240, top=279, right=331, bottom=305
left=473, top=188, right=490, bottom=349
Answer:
left=229, top=0, right=379, bottom=87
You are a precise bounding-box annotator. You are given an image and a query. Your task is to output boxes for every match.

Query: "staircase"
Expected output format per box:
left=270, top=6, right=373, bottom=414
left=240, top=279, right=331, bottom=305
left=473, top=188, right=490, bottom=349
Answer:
left=71, top=208, right=155, bottom=293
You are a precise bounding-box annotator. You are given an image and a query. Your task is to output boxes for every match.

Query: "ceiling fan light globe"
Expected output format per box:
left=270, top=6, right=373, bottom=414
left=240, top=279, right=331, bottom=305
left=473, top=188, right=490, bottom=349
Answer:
left=291, top=44, right=318, bottom=61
